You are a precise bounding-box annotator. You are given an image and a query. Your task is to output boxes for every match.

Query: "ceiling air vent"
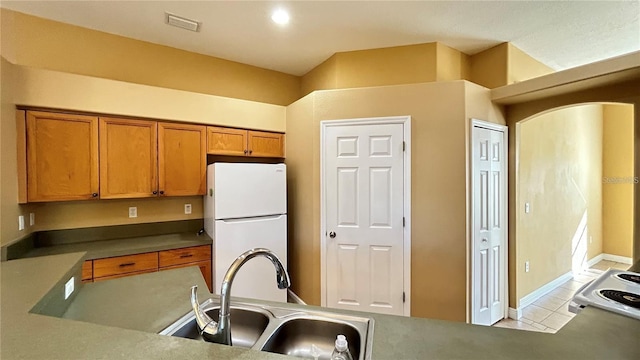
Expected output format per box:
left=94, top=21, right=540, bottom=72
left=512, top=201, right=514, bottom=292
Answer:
left=165, top=12, right=201, bottom=32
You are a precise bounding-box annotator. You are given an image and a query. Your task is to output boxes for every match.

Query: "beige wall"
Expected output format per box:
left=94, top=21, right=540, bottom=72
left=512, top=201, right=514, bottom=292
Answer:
left=516, top=104, right=603, bottom=303
left=507, top=44, right=555, bottom=84
left=1, top=59, right=35, bottom=245
left=1, top=9, right=300, bottom=106
left=602, top=104, right=635, bottom=258
left=286, top=81, right=503, bottom=321
left=301, top=43, right=474, bottom=96
left=469, top=43, right=554, bottom=89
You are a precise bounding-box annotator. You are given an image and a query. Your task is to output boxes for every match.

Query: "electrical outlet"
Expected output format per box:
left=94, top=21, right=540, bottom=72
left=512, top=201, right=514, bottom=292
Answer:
left=525, top=203, right=530, bottom=214
left=184, top=203, right=192, bottom=215
left=128, top=207, right=137, bottom=218
left=18, top=215, right=25, bottom=231
left=64, top=277, right=75, bottom=300
left=29, top=213, right=35, bottom=226
left=525, top=261, right=530, bottom=273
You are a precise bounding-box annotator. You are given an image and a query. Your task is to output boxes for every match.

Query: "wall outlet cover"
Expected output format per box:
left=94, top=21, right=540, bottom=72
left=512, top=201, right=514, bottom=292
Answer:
left=525, top=261, right=530, bottom=273
left=64, top=277, right=75, bottom=300
left=185, top=204, right=192, bottom=215
left=29, top=213, right=35, bottom=226
left=18, top=215, right=25, bottom=231
left=129, top=207, right=138, bottom=218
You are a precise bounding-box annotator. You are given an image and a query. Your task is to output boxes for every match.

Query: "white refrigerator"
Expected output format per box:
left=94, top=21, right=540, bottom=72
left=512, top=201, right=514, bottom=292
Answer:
left=204, top=163, right=288, bottom=302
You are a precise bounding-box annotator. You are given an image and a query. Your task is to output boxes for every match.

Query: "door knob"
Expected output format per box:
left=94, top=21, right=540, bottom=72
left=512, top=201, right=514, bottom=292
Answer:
left=329, top=231, right=336, bottom=238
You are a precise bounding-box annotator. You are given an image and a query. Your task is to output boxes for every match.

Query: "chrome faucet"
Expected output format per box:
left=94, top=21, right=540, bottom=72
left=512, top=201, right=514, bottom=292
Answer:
left=190, top=248, right=290, bottom=346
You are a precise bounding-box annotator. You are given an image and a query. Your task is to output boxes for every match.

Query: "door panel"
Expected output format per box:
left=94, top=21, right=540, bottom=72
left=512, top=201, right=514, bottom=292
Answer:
left=472, top=125, right=506, bottom=326
left=247, top=130, right=285, bottom=157
left=158, top=123, right=206, bottom=196
left=325, top=123, right=404, bottom=316
left=206, top=126, right=247, bottom=156
left=99, top=118, right=157, bottom=199
left=26, top=111, right=99, bottom=202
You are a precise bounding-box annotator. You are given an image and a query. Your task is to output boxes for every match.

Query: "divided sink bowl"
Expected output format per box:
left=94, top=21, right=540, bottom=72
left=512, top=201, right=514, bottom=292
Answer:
left=159, top=298, right=374, bottom=360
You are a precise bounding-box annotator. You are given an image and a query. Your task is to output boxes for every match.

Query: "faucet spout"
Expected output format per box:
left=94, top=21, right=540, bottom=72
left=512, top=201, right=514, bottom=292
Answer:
left=192, top=248, right=290, bottom=346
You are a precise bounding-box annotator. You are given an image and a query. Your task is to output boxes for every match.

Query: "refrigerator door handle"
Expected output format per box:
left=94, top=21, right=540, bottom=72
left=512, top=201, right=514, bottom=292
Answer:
left=219, top=214, right=286, bottom=223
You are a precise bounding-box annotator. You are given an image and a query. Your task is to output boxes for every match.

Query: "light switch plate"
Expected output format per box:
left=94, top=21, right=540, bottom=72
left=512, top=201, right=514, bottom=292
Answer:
left=64, top=277, right=75, bottom=300
left=525, top=261, right=530, bottom=273
left=184, top=204, right=192, bottom=215
left=29, top=213, right=35, bottom=226
left=129, top=207, right=137, bottom=218
left=18, top=215, right=25, bottom=231
left=525, top=203, right=531, bottom=213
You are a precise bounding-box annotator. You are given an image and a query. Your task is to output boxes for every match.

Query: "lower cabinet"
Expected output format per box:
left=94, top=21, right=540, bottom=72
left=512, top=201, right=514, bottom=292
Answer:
left=82, top=245, right=212, bottom=291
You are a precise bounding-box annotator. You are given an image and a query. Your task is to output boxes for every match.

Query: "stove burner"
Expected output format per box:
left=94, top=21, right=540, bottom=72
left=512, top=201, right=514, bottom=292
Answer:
left=616, top=273, right=640, bottom=285
left=599, top=290, right=640, bottom=309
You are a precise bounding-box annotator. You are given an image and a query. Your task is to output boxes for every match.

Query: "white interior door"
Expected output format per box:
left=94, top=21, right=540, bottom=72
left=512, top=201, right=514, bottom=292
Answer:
left=324, top=122, right=405, bottom=316
left=472, top=123, right=507, bottom=325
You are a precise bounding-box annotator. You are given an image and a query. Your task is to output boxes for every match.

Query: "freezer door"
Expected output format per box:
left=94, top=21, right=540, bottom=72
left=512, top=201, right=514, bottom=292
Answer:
left=211, top=163, right=286, bottom=219
left=214, top=215, right=287, bottom=302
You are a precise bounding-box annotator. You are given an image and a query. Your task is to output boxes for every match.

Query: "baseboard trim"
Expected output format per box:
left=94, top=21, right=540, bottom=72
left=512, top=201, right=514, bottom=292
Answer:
left=586, top=254, right=605, bottom=268
left=519, top=271, right=574, bottom=310
left=602, top=253, right=633, bottom=265
left=508, top=307, right=522, bottom=320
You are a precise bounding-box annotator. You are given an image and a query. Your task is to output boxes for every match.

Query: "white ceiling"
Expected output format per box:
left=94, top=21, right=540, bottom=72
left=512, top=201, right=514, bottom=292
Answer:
left=2, top=1, right=639, bottom=76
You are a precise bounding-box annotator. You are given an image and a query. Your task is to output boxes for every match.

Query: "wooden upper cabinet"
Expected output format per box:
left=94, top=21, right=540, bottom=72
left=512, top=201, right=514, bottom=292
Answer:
left=207, top=126, right=285, bottom=158
left=26, top=111, right=99, bottom=202
left=206, top=126, right=248, bottom=156
left=248, top=130, right=285, bottom=158
left=158, top=123, right=206, bottom=196
left=99, top=117, right=158, bottom=199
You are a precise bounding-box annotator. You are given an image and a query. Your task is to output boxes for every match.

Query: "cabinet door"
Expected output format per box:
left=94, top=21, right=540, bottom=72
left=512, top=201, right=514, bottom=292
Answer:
left=247, top=130, right=285, bottom=158
left=26, top=111, right=99, bottom=202
left=100, top=118, right=158, bottom=199
left=206, top=126, right=248, bottom=156
left=158, top=123, right=206, bottom=196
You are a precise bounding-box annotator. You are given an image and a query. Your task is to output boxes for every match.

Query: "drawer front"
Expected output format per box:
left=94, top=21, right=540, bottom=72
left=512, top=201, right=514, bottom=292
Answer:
left=93, top=252, right=158, bottom=278
left=93, top=269, right=158, bottom=282
left=159, top=245, right=211, bottom=267
left=82, top=260, right=93, bottom=281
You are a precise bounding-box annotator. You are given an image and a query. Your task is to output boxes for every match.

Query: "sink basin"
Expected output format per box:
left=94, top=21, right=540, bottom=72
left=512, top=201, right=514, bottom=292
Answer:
left=160, top=298, right=373, bottom=360
left=160, top=304, right=270, bottom=348
left=260, top=318, right=361, bottom=360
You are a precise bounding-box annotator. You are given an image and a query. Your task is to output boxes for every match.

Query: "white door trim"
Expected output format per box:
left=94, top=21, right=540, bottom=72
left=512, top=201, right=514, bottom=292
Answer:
left=470, top=118, right=509, bottom=324
left=320, top=115, right=412, bottom=316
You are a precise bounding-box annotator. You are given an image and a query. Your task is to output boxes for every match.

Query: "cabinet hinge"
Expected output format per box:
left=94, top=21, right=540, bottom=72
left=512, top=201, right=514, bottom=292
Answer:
left=403, top=217, right=405, bottom=227
left=402, top=141, right=406, bottom=151
left=402, top=292, right=406, bottom=303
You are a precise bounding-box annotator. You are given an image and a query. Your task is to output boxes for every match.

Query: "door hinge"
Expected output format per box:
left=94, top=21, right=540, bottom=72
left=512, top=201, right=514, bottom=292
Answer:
left=402, top=292, right=406, bottom=303
left=402, top=141, right=406, bottom=151
left=403, top=217, right=405, bottom=227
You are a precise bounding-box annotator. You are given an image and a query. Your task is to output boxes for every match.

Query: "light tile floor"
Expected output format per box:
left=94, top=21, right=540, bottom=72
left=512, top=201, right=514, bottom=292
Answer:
left=493, top=260, right=630, bottom=333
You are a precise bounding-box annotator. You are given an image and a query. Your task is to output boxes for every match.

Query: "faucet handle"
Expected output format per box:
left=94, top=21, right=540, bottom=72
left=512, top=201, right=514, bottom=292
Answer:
left=190, top=286, right=219, bottom=339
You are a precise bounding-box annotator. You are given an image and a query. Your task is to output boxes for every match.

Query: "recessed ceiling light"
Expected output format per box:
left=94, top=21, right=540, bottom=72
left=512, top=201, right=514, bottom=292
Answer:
left=271, top=9, right=290, bottom=25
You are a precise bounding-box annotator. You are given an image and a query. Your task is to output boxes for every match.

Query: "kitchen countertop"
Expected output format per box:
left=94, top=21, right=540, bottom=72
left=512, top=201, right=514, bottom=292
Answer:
left=19, top=232, right=212, bottom=260
left=2, top=253, right=639, bottom=360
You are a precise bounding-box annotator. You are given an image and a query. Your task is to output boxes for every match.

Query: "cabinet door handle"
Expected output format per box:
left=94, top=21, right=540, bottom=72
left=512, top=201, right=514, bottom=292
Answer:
left=180, top=254, right=194, bottom=258
left=159, top=190, right=164, bottom=195
left=153, top=190, right=158, bottom=195
left=244, top=150, right=248, bottom=155
left=92, top=193, right=98, bottom=198
left=119, top=262, right=135, bottom=267
left=249, top=150, right=253, bottom=155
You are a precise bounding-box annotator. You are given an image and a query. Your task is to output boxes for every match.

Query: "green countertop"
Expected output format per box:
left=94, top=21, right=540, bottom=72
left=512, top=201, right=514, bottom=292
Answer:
left=1, top=253, right=639, bottom=359
left=20, top=232, right=212, bottom=260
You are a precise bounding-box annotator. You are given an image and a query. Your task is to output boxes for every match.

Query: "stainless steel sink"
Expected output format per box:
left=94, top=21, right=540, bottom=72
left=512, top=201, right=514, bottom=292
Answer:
left=260, top=318, right=361, bottom=360
left=159, top=301, right=271, bottom=348
left=159, top=298, right=374, bottom=360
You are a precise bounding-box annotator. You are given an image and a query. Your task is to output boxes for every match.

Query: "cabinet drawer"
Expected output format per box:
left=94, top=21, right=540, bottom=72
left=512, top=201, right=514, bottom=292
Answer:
left=159, top=245, right=211, bottom=267
left=82, top=260, right=93, bottom=281
left=93, top=252, right=158, bottom=278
